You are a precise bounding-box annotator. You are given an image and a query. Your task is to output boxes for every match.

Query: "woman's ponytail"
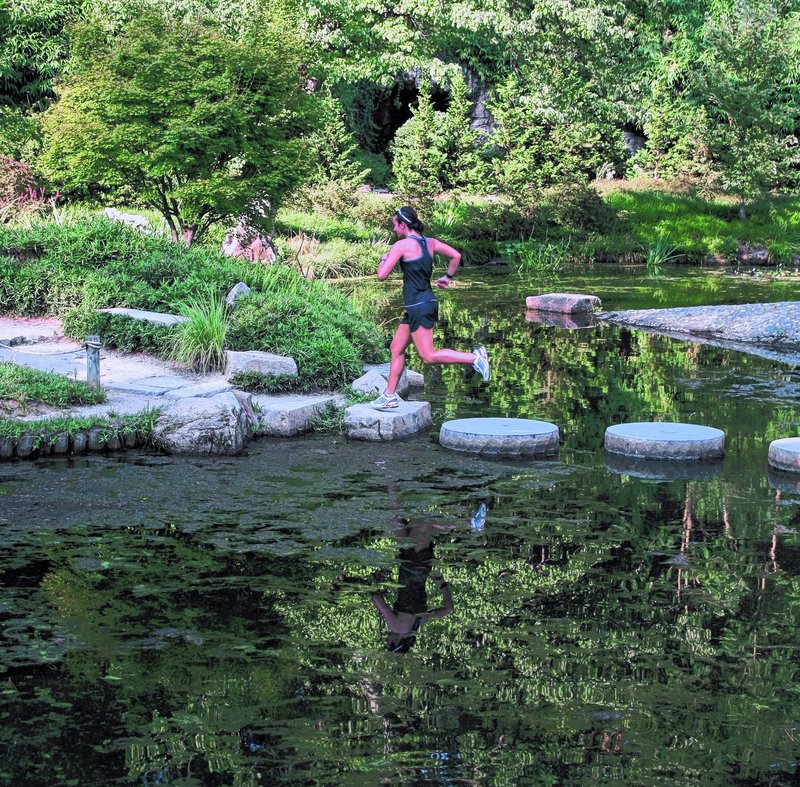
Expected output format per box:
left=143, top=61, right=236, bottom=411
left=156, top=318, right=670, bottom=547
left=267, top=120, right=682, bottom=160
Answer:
left=396, top=206, right=424, bottom=233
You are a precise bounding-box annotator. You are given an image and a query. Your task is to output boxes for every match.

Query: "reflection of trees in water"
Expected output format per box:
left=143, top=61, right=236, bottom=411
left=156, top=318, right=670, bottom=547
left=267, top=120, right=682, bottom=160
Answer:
left=5, top=456, right=800, bottom=782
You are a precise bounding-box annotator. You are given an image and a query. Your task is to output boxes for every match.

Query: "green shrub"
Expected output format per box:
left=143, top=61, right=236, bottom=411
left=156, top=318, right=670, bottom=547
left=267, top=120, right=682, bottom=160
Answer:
left=62, top=308, right=174, bottom=354
left=228, top=371, right=299, bottom=394
left=540, top=183, right=617, bottom=231
left=228, top=290, right=385, bottom=390
left=0, top=216, right=280, bottom=316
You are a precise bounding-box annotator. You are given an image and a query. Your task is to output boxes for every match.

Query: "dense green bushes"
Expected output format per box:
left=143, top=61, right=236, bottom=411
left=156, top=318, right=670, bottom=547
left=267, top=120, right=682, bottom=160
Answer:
left=227, top=289, right=386, bottom=390
left=0, top=217, right=388, bottom=390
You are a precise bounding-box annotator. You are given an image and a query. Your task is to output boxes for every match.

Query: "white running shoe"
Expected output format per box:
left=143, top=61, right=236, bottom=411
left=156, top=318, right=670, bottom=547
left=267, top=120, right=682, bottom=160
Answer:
left=472, top=345, right=491, bottom=382
left=370, top=392, right=399, bottom=410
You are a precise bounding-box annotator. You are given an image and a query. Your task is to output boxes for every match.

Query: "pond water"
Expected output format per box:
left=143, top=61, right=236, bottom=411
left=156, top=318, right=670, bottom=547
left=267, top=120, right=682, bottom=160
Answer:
left=2, top=266, right=800, bottom=785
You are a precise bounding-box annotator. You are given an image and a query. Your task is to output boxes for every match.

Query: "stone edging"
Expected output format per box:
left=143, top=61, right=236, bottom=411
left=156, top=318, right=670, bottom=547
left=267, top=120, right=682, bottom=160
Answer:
left=0, top=423, right=148, bottom=460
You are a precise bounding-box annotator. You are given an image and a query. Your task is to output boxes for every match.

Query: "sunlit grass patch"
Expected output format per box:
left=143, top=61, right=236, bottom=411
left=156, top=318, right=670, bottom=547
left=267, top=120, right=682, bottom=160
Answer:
left=0, top=362, right=105, bottom=414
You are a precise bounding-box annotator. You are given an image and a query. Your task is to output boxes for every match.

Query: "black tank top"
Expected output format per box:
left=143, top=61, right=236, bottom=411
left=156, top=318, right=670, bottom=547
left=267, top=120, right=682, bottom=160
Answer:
left=400, top=236, right=437, bottom=309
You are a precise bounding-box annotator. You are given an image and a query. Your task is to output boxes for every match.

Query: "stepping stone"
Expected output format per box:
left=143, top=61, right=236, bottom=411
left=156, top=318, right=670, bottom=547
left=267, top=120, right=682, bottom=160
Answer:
left=525, top=310, right=596, bottom=329
left=604, top=422, right=725, bottom=460
left=525, top=293, right=600, bottom=314
left=768, top=438, right=800, bottom=473
left=605, top=452, right=723, bottom=481
left=225, top=350, right=297, bottom=378
left=439, top=417, right=559, bottom=457
left=344, top=401, right=432, bottom=441
left=97, top=307, right=188, bottom=326
left=253, top=393, right=343, bottom=437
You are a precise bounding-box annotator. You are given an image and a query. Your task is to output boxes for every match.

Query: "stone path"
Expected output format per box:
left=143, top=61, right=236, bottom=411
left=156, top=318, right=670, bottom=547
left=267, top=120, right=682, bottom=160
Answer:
left=0, top=317, right=335, bottom=430
left=600, top=302, right=800, bottom=364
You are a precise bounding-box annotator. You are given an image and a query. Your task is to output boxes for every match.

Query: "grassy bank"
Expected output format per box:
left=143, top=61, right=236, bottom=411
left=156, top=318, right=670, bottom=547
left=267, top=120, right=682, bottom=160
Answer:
left=274, top=182, right=800, bottom=276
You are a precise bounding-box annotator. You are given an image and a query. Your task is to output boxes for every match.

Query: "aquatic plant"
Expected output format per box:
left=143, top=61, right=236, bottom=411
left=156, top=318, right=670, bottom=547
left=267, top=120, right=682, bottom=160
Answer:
left=644, top=234, right=682, bottom=277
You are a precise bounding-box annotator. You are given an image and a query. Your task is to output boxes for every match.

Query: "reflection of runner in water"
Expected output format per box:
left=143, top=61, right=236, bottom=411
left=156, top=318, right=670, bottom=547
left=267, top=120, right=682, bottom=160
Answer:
left=372, top=519, right=454, bottom=653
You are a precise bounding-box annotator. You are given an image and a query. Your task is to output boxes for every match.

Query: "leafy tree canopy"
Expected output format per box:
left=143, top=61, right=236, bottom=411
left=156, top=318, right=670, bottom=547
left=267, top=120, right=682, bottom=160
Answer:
left=40, top=4, right=315, bottom=244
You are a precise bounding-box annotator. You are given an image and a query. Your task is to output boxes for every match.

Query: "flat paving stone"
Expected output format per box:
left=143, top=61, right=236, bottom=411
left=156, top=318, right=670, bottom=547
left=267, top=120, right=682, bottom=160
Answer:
left=165, top=381, right=233, bottom=399
left=439, top=417, right=559, bottom=457
left=605, top=422, right=725, bottom=460
left=768, top=437, right=800, bottom=473
left=97, top=307, right=188, bottom=326
left=605, top=452, right=724, bottom=480
left=525, top=293, right=600, bottom=314
left=106, top=376, right=193, bottom=395
left=344, top=401, right=432, bottom=441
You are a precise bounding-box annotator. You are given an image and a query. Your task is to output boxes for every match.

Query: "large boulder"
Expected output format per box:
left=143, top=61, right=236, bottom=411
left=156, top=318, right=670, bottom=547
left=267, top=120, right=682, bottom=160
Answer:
left=224, top=350, right=298, bottom=378
left=152, top=392, right=253, bottom=455
left=737, top=243, right=771, bottom=266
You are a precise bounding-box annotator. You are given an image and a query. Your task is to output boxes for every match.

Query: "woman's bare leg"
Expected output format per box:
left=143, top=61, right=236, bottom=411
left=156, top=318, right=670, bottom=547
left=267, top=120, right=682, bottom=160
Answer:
left=411, top=327, right=475, bottom=366
left=385, top=324, right=413, bottom=394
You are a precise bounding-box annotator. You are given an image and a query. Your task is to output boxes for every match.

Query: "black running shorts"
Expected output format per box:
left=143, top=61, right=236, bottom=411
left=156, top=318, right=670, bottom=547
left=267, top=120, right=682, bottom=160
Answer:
left=401, top=300, right=439, bottom=332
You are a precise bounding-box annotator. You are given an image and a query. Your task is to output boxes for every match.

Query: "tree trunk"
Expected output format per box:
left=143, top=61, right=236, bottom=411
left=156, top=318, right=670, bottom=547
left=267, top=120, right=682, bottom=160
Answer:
left=738, top=198, right=747, bottom=221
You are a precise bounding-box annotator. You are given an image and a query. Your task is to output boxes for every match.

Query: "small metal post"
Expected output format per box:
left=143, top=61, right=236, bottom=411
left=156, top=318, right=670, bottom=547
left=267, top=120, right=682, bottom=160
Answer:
left=85, top=335, right=102, bottom=390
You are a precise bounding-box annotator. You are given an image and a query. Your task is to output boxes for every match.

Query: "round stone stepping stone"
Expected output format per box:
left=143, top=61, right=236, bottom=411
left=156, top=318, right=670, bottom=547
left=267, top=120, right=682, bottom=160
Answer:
left=439, top=417, right=559, bottom=457
left=605, top=452, right=723, bottom=481
left=768, top=438, right=800, bottom=474
left=604, top=422, right=725, bottom=460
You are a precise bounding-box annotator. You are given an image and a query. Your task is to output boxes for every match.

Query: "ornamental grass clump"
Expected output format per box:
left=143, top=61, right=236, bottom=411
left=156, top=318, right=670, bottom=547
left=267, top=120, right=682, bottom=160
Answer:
left=169, top=295, right=228, bottom=373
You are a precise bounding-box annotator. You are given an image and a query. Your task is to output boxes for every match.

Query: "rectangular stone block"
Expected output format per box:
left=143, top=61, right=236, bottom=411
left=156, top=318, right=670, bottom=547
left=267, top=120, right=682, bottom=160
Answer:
left=253, top=394, right=342, bottom=437
left=525, top=293, right=601, bottom=314
left=344, top=401, right=432, bottom=441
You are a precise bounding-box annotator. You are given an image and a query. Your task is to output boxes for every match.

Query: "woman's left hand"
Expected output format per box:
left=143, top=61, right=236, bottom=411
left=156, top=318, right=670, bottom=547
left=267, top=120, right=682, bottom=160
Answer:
left=434, top=276, right=451, bottom=289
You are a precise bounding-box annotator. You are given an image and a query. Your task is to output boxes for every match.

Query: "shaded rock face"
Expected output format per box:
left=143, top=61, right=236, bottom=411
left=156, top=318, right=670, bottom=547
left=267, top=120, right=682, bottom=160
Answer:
left=252, top=393, right=342, bottom=437
left=153, top=392, right=253, bottom=455
left=357, top=364, right=424, bottom=397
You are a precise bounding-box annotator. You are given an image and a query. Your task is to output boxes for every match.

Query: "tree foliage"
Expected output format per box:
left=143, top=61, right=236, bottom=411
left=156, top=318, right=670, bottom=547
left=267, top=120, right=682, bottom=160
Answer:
left=695, top=1, right=800, bottom=217
left=40, top=5, right=314, bottom=244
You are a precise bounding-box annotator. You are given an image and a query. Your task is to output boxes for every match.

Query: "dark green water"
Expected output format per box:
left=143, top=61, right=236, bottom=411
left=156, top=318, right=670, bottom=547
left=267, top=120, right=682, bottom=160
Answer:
left=2, top=267, right=800, bottom=785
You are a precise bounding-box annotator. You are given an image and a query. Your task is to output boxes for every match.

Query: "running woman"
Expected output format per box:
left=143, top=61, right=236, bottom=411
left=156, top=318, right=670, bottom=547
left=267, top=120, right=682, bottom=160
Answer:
left=370, top=205, right=490, bottom=411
